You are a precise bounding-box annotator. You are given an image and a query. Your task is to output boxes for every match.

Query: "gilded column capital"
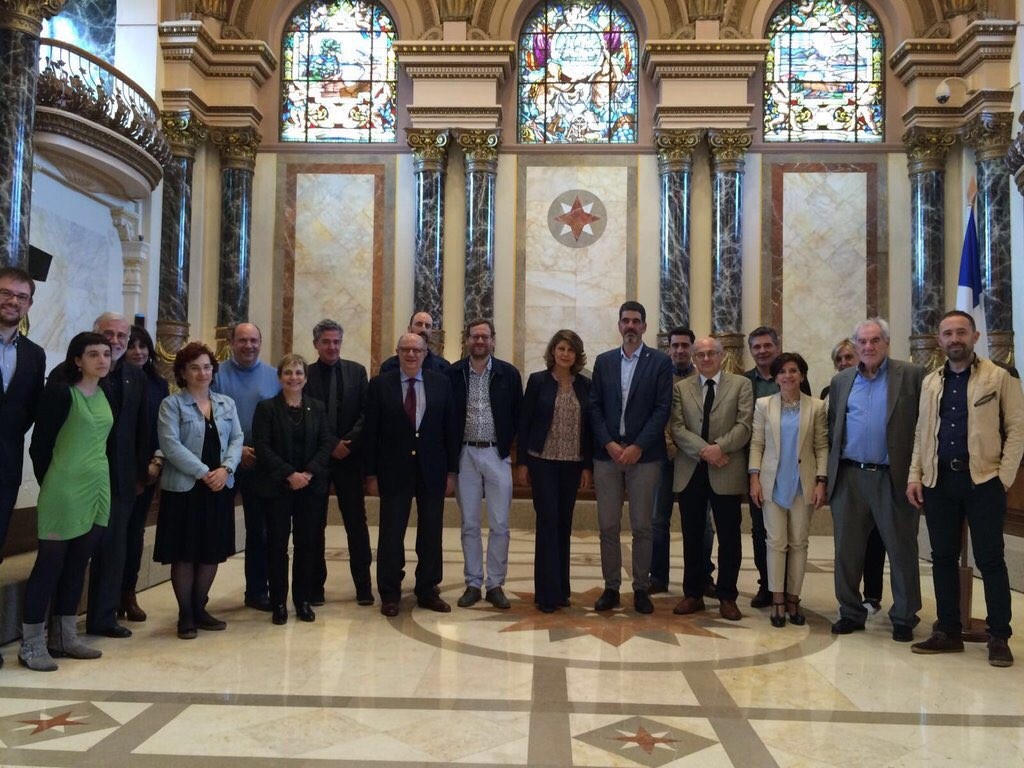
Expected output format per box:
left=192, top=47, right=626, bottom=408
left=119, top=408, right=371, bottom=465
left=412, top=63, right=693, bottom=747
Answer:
left=437, top=0, right=475, bottom=22
left=962, top=112, right=1012, bottom=163
left=654, top=129, right=704, bottom=174
left=0, top=0, right=65, bottom=35
left=942, top=0, right=977, bottom=18
left=455, top=128, right=501, bottom=174
left=407, top=128, right=450, bottom=173
left=707, top=128, right=752, bottom=173
left=689, top=0, right=724, bottom=20
left=210, top=126, right=261, bottom=171
left=161, top=110, right=208, bottom=158
left=903, top=127, right=956, bottom=174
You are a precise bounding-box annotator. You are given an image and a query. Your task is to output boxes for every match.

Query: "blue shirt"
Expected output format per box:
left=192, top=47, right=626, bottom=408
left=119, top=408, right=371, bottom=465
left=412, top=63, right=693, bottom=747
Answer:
left=0, top=330, right=17, bottom=393
left=937, top=363, right=970, bottom=460
left=772, top=404, right=802, bottom=507
left=211, top=358, right=281, bottom=442
left=842, top=358, right=890, bottom=465
left=619, top=345, right=642, bottom=436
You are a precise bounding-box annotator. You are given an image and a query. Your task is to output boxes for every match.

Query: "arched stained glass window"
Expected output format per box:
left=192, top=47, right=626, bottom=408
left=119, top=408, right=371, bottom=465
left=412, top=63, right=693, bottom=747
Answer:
left=518, top=0, right=638, bottom=144
left=764, top=1, right=884, bottom=143
left=280, top=0, right=397, bottom=143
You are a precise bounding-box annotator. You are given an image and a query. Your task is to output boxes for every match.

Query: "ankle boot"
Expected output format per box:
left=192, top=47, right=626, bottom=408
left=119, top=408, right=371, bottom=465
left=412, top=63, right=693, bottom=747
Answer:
left=19, top=622, right=58, bottom=671
left=49, top=615, right=102, bottom=659
left=121, top=590, right=147, bottom=622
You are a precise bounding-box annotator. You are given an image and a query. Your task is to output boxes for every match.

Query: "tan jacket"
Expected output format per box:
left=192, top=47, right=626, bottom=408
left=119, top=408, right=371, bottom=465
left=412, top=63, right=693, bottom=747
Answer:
left=748, top=393, right=828, bottom=505
left=909, top=356, right=1024, bottom=489
left=664, top=367, right=696, bottom=459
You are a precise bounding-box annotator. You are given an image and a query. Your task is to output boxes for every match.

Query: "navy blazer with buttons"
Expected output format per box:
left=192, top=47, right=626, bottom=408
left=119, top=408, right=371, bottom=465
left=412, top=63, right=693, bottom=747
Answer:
left=519, top=370, right=593, bottom=469
left=589, top=343, right=673, bottom=463
left=0, top=333, right=45, bottom=488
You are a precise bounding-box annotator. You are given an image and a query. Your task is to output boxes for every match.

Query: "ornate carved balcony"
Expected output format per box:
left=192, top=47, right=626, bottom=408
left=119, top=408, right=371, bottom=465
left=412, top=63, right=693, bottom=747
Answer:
left=34, top=39, right=170, bottom=199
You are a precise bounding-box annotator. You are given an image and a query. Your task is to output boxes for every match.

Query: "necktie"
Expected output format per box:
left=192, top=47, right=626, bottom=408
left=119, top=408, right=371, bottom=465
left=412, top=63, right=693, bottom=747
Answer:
left=404, top=378, right=417, bottom=428
left=701, top=379, right=715, bottom=441
left=327, top=364, right=338, bottom=432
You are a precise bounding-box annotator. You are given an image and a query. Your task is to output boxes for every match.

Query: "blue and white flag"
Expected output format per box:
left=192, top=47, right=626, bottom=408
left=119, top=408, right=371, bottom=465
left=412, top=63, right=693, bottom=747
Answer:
left=955, top=207, right=989, bottom=357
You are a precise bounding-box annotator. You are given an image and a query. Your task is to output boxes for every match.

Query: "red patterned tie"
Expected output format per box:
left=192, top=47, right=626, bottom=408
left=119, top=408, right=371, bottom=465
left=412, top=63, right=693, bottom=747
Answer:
left=404, top=378, right=417, bottom=427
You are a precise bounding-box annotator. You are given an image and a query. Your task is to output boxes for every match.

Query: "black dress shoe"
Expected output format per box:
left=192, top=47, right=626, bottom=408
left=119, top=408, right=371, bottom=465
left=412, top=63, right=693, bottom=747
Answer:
left=457, top=587, right=481, bottom=608
left=272, top=605, right=288, bottom=625
left=177, top=620, right=197, bottom=640
left=594, top=588, right=620, bottom=612
left=559, top=597, right=571, bottom=608
left=634, top=590, right=654, bottom=614
left=244, top=596, right=273, bottom=612
left=892, top=625, right=914, bottom=642
left=310, top=593, right=326, bottom=607
left=296, top=603, right=316, bottom=622
left=538, top=604, right=556, bottom=613
left=831, top=617, right=866, bottom=634
left=380, top=602, right=399, bottom=617
left=89, top=624, right=132, bottom=639
left=750, top=586, right=772, bottom=608
left=196, top=609, right=227, bottom=631
left=485, top=587, right=511, bottom=609
left=356, top=588, right=375, bottom=606
left=648, top=580, right=668, bottom=595
left=417, top=595, right=452, bottom=613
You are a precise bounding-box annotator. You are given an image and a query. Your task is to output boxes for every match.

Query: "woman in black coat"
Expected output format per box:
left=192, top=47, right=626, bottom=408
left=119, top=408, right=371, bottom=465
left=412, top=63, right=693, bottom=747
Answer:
left=517, top=330, right=592, bottom=613
left=252, top=354, right=334, bottom=625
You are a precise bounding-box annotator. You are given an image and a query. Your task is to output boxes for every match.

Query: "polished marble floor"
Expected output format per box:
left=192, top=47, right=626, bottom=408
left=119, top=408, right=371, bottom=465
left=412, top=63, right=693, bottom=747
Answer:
left=0, top=527, right=1021, bottom=767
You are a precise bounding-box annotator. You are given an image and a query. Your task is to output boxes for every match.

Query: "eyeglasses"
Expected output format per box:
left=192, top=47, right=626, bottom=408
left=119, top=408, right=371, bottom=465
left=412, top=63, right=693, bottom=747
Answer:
left=0, top=288, right=31, bottom=305
left=397, top=347, right=426, bottom=354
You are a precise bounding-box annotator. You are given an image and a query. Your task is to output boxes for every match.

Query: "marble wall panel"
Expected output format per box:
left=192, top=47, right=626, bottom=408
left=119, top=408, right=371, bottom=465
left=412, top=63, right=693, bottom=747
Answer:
left=284, top=167, right=383, bottom=372
left=43, top=0, right=116, bottom=63
left=517, top=162, right=636, bottom=374
left=763, top=163, right=883, bottom=389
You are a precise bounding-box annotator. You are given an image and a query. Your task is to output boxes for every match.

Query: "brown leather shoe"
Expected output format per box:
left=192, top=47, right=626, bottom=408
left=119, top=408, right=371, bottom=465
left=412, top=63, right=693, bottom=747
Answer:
left=673, top=596, right=705, bottom=615
left=719, top=600, right=742, bottom=621
left=416, top=595, right=452, bottom=613
left=380, top=602, right=399, bottom=617
left=988, top=637, right=1014, bottom=667
left=120, top=591, right=147, bottom=622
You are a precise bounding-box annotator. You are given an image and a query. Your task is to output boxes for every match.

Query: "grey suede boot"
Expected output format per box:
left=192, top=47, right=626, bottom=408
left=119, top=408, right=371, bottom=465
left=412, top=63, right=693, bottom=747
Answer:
left=49, top=615, right=102, bottom=659
left=19, top=622, right=58, bottom=671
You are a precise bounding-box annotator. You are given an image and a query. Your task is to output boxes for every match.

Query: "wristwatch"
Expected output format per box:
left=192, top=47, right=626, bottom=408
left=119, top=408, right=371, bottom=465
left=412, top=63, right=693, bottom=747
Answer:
left=222, top=465, right=234, bottom=476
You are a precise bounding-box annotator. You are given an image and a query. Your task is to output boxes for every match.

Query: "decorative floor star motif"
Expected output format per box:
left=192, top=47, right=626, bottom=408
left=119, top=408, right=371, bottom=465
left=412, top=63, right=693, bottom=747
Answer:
left=474, top=587, right=744, bottom=647
left=0, top=703, right=120, bottom=747
left=575, top=716, right=718, bottom=767
left=612, top=724, right=680, bottom=754
left=16, top=710, right=88, bottom=736
left=555, top=196, right=601, bottom=241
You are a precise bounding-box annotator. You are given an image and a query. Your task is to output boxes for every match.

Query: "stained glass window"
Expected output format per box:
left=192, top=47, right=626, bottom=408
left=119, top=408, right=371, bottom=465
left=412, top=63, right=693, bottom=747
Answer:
left=518, top=0, right=638, bottom=144
left=764, top=1, right=884, bottom=143
left=280, top=0, right=397, bottom=143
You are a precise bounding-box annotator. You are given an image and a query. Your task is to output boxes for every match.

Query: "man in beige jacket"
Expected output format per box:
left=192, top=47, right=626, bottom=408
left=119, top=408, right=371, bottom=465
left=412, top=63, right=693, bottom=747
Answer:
left=907, top=310, right=1024, bottom=667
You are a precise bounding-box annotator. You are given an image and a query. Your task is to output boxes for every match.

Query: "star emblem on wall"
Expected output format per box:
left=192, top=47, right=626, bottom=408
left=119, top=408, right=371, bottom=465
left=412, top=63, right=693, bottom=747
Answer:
left=547, top=188, right=608, bottom=248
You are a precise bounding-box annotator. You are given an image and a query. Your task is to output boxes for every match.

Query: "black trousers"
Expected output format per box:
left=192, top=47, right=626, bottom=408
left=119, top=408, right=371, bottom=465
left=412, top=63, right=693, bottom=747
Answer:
left=25, top=525, right=105, bottom=623
left=86, top=494, right=134, bottom=631
left=316, top=458, right=372, bottom=595
left=862, top=525, right=887, bottom=601
left=0, top=482, right=18, bottom=558
left=679, top=464, right=742, bottom=601
left=375, top=471, right=444, bottom=603
left=234, top=466, right=269, bottom=601
left=529, top=458, right=582, bottom=608
left=266, top=488, right=323, bottom=607
left=122, top=484, right=156, bottom=593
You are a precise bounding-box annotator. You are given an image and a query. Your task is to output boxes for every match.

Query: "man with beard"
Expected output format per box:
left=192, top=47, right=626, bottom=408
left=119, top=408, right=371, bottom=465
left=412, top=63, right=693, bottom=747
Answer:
left=380, top=312, right=449, bottom=374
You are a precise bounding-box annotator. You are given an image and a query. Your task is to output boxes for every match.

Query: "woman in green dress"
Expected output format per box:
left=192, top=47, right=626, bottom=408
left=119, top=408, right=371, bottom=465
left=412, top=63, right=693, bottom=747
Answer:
left=21, top=332, right=114, bottom=671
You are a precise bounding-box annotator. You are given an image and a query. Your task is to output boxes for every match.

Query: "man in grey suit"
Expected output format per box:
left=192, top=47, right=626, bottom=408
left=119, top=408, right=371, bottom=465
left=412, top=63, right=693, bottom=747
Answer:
left=827, top=317, right=924, bottom=641
left=670, top=337, right=752, bottom=620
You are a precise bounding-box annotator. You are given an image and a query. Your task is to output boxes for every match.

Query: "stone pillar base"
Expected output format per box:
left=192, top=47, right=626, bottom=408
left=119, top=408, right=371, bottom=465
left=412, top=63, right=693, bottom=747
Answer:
left=909, top=333, right=944, bottom=372
left=988, top=330, right=1016, bottom=369
left=156, top=319, right=189, bottom=384
left=214, top=325, right=232, bottom=362
left=713, top=332, right=745, bottom=374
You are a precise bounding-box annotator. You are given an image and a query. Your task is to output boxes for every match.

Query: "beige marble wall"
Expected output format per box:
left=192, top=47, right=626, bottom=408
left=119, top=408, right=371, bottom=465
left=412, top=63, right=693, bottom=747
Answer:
left=517, top=161, right=636, bottom=373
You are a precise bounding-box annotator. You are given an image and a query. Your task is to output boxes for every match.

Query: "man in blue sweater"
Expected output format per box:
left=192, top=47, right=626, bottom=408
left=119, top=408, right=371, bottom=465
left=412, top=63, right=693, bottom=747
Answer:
left=212, top=322, right=280, bottom=611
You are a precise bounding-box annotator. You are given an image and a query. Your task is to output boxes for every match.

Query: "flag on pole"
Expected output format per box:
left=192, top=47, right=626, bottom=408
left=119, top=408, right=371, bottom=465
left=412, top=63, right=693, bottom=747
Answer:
left=955, top=207, right=989, bottom=357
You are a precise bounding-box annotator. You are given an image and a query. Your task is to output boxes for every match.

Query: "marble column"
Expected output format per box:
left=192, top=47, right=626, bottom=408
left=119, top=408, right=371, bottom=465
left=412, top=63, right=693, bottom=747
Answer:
left=157, top=110, right=207, bottom=376
left=964, top=112, right=1014, bottom=366
left=904, top=127, right=956, bottom=370
left=654, top=129, right=703, bottom=349
left=707, top=128, right=752, bottom=373
left=455, top=128, right=500, bottom=324
left=0, top=0, right=65, bottom=268
left=407, top=128, right=450, bottom=356
left=210, top=126, right=260, bottom=359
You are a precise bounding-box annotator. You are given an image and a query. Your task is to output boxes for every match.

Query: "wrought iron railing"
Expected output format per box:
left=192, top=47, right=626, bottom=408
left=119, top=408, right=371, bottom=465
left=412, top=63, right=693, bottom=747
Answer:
left=36, top=39, right=171, bottom=166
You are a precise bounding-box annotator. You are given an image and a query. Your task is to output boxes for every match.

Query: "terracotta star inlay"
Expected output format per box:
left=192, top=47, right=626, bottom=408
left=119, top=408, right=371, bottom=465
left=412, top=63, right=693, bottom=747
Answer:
left=612, top=724, right=681, bottom=754
left=555, top=196, right=601, bottom=241
left=16, top=711, right=88, bottom=736
left=477, top=587, right=739, bottom=647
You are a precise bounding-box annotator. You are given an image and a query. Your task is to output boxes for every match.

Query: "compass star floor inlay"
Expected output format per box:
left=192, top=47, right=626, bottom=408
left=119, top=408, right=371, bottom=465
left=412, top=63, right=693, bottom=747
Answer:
left=0, top=527, right=1021, bottom=767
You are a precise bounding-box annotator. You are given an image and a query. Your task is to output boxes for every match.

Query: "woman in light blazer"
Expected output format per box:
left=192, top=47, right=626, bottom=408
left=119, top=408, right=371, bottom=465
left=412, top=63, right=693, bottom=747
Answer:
left=748, top=352, right=828, bottom=627
left=156, top=342, right=243, bottom=639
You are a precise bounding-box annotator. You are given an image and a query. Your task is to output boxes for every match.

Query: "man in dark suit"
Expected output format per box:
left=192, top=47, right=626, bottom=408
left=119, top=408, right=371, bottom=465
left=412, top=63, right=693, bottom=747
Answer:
left=304, top=318, right=373, bottom=606
left=86, top=312, right=150, bottom=638
left=589, top=301, right=673, bottom=614
left=0, top=267, right=45, bottom=564
left=365, top=332, right=459, bottom=617
left=379, top=311, right=450, bottom=374
left=827, top=317, right=924, bottom=642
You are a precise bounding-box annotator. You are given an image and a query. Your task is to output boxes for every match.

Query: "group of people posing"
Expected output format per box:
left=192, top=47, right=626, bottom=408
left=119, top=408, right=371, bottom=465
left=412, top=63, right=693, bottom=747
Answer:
left=0, top=263, right=1020, bottom=671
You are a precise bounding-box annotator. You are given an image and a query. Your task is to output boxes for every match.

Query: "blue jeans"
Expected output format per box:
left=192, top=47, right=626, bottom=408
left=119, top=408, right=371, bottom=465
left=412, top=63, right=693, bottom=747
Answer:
left=651, top=460, right=714, bottom=588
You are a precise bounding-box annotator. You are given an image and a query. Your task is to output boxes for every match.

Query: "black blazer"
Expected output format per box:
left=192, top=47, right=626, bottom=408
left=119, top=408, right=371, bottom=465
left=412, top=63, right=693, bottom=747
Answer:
left=447, top=356, right=523, bottom=459
left=48, top=358, right=149, bottom=500
left=363, top=369, right=459, bottom=496
left=252, top=393, right=334, bottom=497
left=0, top=334, right=45, bottom=487
left=519, top=370, right=593, bottom=469
left=29, top=382, right=74, bottom=483
left=304, top=358, right=367, bottom=453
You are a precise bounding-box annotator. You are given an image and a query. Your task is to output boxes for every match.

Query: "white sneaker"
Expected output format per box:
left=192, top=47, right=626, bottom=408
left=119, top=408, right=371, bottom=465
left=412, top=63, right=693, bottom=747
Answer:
left=863, top=599, right=881, bottom=615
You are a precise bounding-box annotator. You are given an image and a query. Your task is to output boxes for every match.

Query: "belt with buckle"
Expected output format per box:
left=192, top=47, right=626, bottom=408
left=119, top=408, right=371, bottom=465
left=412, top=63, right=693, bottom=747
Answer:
left=463, top=441, right=497, bottom=448
left=840, top=459, right=889, bottom=472
left=942, top=457, right=970, bottom=472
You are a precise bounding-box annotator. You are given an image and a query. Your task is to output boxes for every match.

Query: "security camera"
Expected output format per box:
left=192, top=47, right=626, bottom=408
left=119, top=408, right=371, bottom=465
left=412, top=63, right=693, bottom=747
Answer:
left=935, top=81, right=951, bottom=104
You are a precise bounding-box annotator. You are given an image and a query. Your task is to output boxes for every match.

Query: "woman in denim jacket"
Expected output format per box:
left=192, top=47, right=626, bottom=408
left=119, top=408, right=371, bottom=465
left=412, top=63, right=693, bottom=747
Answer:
left=155, top=342, right=243, bottom=639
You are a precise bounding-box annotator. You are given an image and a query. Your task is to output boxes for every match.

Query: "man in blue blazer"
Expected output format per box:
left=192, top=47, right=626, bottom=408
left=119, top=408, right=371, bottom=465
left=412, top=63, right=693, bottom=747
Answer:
left=589, top=301, right=673, bottom=614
